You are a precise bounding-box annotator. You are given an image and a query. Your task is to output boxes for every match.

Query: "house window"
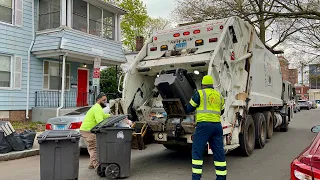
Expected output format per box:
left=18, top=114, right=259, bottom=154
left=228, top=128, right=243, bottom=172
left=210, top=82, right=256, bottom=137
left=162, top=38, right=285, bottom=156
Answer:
left=39, top=0, right=60, bottom=31
left=73, top=0, right=87, bottom=33
left=72, top=0, right=115, bottom=39
left=0, top=0, right=13, bottom=24
left=43, top=61, right=70, bottom=90
left=0, top=55, right=11, bottom=88
left=89, top=4, right=102, bottom=36
left=103, top=10, right=115, bottom=39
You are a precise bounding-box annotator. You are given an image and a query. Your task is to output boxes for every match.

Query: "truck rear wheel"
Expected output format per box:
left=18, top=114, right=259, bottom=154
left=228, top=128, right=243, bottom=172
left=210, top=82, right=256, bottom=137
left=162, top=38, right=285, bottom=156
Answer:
left=239, top=114, right=255, bottom=156
left=263, top=111, right=273, bottom=139
left=253, top=113, right=267, bottom=149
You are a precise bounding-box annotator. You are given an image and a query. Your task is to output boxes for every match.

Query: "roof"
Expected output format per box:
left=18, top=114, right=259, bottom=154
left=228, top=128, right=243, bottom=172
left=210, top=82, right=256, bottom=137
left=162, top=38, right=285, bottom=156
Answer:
left=278, top=56, right=289, bottom=64
left=86, top=0, right=127, bottom=15
left=125, top=51, right=139, bottom=55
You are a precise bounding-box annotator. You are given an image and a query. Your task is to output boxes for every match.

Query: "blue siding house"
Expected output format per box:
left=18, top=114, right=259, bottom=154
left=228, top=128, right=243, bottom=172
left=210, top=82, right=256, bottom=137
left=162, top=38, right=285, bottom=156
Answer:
left=0, top=0, right=127, bottom=122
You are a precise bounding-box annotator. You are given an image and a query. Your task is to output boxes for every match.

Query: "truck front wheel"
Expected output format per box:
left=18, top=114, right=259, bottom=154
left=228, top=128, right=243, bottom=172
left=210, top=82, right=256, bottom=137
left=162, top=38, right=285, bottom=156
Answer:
left=253, top=112, right=267, bottom=149
left=239, top=114, right=255, bottom=156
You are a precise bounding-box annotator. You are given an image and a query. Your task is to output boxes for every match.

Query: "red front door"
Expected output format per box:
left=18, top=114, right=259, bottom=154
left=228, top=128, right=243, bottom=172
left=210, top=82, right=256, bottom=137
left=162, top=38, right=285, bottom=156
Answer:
left=77, top=69, right=88, bottom=107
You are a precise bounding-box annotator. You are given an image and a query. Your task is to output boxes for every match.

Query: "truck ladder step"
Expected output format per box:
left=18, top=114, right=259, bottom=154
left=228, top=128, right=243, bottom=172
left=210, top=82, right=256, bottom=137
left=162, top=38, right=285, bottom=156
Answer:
left=208, top=144, right=240, bottom=154
left=224, top=144, right=240, bottom=153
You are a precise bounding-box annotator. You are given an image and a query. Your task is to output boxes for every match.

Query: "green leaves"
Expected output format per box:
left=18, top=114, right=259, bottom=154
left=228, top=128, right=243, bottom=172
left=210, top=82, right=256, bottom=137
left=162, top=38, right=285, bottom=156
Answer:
left=106, top=0, right=148, bottom=51
left=105, top=0, right=170, bottom=50
left=100, top=66, right=123, bottom=94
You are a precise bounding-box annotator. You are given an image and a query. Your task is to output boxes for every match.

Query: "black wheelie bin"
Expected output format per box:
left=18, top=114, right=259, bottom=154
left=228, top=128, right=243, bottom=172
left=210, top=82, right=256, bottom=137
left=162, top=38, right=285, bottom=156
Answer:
left=154, top=68, right=197, bottom=107
left=91, top=115, right=134, bottom=179
left=37, top=130, right=81, bottom=180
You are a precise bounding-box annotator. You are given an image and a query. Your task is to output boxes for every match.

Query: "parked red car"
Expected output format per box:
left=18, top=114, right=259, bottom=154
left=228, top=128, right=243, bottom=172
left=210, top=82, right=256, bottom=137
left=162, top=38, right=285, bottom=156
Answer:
left=291, top=125, right=320, bottom=180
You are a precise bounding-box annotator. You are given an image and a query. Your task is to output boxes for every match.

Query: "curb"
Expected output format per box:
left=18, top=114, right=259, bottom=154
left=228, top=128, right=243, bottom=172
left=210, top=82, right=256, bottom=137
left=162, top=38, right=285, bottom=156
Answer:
left=0, top=148, right=39, bottom=162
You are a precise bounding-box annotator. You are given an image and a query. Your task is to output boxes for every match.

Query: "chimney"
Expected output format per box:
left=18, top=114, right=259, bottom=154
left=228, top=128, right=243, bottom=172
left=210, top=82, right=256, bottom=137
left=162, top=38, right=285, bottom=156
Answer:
left=136, top=36, right=144, bottom=52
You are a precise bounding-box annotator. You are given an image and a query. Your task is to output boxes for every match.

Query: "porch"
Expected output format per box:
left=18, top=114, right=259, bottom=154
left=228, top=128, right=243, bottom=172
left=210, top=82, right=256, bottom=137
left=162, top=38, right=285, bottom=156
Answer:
left=30, top=0, right=127, bottom=122
left=35, top=91, right=95, bottom=108
left=32, top=91, right=118, bottom=123
left=34, top=91, right=118, bottom=108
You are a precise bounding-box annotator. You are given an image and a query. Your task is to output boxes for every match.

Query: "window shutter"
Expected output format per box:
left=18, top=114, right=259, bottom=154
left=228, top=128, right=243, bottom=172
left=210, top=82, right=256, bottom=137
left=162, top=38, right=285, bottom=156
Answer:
left=15, top=0, right=23, bottom=27
left=14, top=56, right=22, bottom=90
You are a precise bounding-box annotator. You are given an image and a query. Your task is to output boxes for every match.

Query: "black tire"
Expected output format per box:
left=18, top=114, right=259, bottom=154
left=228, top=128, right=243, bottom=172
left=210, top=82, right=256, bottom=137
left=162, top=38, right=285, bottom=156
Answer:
left=96, top=164, right=106, bottom=177
left=253, top=113, right=267, bottom=149
left=280, top=116, right=289, bottom=132
left=263, top=111, right=273, bottom=139
left=239, top=114, right=255, bottom=156
left=288, top=108, right=292, bottom=122
left=105, top=164, right=120, bottom=179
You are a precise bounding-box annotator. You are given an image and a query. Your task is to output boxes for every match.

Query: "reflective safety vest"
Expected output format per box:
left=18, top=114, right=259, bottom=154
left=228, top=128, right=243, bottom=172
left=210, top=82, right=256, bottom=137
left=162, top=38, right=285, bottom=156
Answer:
left=196, top=88, right=224, bottom=123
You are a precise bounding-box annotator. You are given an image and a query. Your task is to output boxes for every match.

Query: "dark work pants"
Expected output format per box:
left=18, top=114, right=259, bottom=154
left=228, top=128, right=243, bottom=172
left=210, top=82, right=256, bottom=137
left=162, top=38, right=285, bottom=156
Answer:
left=192, top=122, right=227, bottom=180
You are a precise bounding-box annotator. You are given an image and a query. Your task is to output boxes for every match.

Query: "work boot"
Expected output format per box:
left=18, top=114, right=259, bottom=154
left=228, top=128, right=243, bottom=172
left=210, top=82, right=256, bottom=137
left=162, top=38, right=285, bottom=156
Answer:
left=88, top=162, right=94, bottom=169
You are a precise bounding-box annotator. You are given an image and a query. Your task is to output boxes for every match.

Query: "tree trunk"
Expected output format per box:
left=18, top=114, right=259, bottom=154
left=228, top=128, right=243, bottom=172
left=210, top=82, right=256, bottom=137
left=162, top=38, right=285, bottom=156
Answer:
left=259, top=20, right=266, bottom=44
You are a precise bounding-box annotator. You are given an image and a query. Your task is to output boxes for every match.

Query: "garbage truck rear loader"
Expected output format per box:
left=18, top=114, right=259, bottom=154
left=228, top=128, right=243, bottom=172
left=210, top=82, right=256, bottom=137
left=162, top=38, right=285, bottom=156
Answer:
left=117, top=16, right=293, bottom=156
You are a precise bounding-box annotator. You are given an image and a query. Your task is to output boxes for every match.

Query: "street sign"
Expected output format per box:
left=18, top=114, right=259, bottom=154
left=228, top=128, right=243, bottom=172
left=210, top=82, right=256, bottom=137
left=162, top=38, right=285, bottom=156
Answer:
left=94, top=58, right=101, bottom=68
left=93, top=78, right=100, bottom=86
left=93, top=58, right=101, bottom=86
left=93, top=68, right=100, bottom=78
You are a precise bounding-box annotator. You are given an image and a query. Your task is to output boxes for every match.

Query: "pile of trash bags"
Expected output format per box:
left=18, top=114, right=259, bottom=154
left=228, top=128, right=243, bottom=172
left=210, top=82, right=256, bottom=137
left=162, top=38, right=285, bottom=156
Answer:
left=0, top=124, right=36, bottom=154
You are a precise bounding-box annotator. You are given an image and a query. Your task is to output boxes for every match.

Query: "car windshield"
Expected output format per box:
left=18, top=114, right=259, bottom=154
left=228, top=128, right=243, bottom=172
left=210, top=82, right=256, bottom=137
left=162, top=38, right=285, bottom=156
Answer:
left=65, top=107, right=91, bottom=115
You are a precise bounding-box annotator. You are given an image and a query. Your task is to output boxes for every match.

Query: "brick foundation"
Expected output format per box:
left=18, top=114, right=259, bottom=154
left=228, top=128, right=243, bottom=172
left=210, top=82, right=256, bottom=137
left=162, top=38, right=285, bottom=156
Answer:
left=5, top=110, right=33, bottom=122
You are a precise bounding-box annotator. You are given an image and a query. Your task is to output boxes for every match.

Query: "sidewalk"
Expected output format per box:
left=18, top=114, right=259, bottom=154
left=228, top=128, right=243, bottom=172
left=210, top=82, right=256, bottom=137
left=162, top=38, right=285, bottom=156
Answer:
left=0, top=132, right=42, bottom=162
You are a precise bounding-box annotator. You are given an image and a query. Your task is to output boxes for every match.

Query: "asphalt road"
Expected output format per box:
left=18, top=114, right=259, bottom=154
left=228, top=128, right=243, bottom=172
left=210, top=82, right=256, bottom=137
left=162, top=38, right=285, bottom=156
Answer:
left=0, top=108, right=319, bottom=180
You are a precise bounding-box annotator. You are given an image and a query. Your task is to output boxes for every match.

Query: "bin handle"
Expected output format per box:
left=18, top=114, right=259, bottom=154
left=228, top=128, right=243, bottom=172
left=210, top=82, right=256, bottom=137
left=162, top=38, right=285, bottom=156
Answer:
left=40, top=130, right=51, bottom=141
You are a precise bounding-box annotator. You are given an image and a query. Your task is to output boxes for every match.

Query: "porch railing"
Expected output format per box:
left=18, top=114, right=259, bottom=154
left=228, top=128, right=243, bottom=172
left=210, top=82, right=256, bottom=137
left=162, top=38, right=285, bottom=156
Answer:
left=35, top=91, right=95, bottom=108
left=35, top=91, right=120, bottom=108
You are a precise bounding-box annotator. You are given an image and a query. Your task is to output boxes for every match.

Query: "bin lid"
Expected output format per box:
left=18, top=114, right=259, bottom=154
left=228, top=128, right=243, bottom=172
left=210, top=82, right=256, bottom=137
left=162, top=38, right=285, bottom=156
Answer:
left=99, top=127, right=133, bottom=132
left=90, top=115, right=128, bottom=133
left=37, top=130, right=80, bottom=142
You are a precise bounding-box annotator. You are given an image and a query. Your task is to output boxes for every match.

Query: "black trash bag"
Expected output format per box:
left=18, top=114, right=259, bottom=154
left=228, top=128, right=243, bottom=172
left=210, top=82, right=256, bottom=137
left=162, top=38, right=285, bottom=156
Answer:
left=19, top=130, right=36, bottom=150
left=0, top=130, right=12, bottom=154
left=5, top=132, right=25, bottom=151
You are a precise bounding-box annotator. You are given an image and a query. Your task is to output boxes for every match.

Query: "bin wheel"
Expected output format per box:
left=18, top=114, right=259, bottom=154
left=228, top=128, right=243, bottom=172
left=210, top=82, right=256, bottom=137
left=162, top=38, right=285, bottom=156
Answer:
left=96, top=164, right=106, bottom=177
left=105, top=164, right=120, bottom=179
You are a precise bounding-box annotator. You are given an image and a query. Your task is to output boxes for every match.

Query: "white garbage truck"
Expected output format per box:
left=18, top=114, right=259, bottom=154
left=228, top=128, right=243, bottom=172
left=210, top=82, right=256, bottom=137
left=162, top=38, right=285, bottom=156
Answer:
left=114, top=16, right=294, bottom=156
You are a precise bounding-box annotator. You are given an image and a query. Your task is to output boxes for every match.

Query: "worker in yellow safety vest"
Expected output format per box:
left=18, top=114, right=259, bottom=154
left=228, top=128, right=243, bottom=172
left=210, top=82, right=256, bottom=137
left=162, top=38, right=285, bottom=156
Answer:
left=186, top=75, right=227, bottom=180
left=80, top=92, right=110, bottom=170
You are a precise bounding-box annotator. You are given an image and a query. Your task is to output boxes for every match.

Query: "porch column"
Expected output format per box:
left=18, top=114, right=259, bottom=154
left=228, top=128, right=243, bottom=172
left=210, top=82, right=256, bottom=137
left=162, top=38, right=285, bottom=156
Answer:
left=61, top=0, right=67, bottom=26
left=114, top=13, right=118, bottom=41
left=56, top=54, right=67, bottom=117
left=67, top=0, right=72, bottom=28
left=117, top=14, right=121, bottom=41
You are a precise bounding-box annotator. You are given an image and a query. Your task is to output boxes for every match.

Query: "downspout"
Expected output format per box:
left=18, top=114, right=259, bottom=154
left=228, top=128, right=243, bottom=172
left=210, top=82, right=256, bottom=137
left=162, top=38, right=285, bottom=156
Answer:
left=56, top=53, right=67, bottom=117
left=26, top=0, right=35, bottom=119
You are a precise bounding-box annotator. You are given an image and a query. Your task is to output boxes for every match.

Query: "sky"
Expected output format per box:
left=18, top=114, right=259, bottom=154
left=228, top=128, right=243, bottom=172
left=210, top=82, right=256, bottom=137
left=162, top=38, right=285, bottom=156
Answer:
left=142, top=0, right=177, bottom=19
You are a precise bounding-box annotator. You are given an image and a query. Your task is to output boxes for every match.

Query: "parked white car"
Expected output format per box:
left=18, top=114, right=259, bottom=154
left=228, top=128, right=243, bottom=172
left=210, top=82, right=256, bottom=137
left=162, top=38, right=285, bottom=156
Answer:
left=45, top=105, right=110, bottom=149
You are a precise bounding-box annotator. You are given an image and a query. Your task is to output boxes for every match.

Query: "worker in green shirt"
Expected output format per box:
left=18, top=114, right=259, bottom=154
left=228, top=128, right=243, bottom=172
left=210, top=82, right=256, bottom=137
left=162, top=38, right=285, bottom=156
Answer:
left=80, top=92, right=110, bottom=170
